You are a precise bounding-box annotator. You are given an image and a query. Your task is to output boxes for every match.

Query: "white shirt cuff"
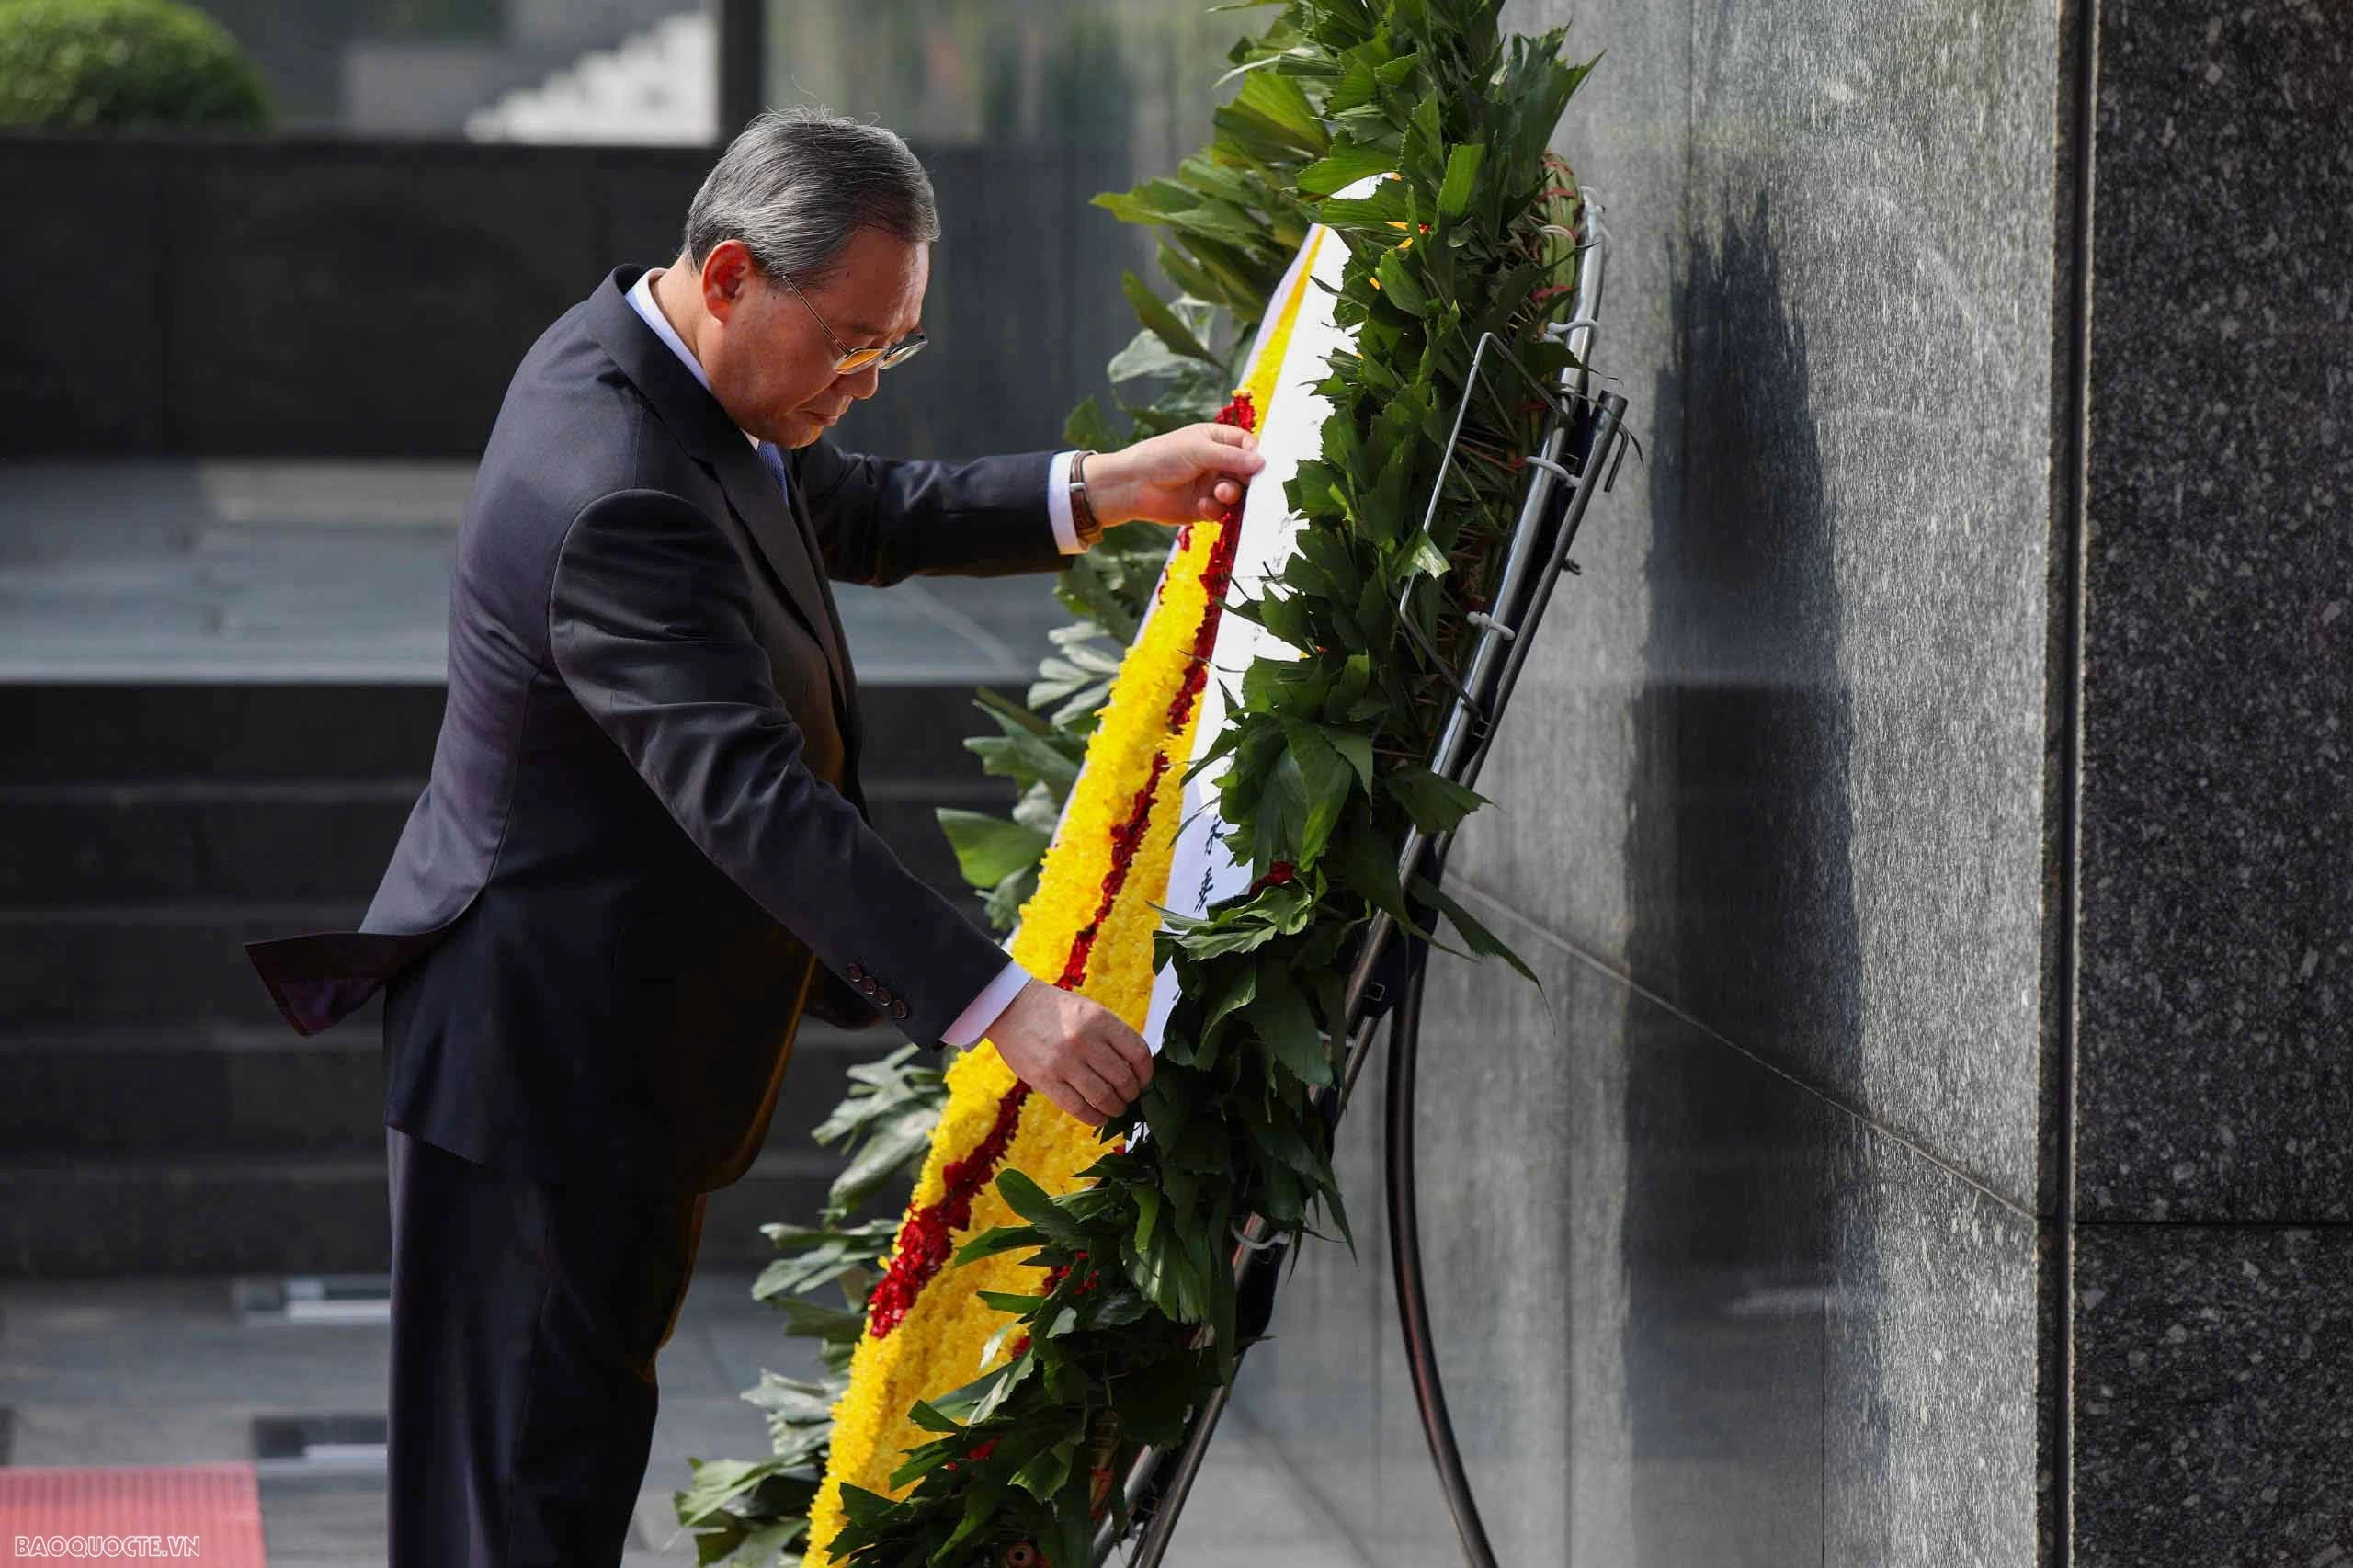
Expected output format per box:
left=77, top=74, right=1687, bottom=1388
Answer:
left=1045, top=450, right=1084, bottom=554
left=940, top=956, right=1037, bottom=1047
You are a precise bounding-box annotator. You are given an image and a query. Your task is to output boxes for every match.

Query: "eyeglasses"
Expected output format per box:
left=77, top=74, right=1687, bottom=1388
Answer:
left=772, top=267, right=927, bottom=375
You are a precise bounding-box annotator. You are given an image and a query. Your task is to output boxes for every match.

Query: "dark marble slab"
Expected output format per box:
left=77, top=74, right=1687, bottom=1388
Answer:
left=2072, top=0, right=2353, bottom=1225
left=2075, top=1225, right=2353, bottom=1565
left=0, top=139, right=168, bottom=453
left=1824, top=1117, right=2040, bottom=1567
left=1470, top=0, right=2063, bottom=1215
left=161, top=145, right=606, bottom=457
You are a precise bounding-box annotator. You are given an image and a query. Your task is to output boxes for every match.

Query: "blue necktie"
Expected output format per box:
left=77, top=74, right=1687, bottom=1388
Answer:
left=755, top=439, right=791, bottom=504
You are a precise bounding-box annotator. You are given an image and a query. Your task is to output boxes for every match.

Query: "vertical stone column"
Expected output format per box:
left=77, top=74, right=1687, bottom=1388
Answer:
left=2068, top=4, right=2353, bottom=1561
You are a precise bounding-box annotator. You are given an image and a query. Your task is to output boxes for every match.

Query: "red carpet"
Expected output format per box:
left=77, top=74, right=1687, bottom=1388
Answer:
left=0, top=1464, right=264, bottom=1564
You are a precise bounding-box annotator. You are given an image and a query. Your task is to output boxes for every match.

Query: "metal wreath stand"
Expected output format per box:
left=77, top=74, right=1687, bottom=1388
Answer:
left=1092, top=191, right=1631, bottom=1568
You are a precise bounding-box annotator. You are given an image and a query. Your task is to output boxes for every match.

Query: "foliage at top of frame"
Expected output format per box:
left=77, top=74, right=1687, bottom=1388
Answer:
left=0, top=0, right=270, bottom=129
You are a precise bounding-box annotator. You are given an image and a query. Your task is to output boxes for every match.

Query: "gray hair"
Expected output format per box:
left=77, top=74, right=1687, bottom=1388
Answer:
left=681, top=107, right=938, bottom=285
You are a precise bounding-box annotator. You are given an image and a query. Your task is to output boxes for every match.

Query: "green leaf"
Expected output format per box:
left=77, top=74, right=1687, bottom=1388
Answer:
left=825, top=1101, right=944, bottom=1220
left=1011, top=1436, right=1080, bottom=1501
left=1297, top=142, right=1395, bottom=195
left=952, top=1225, right=1051, bottom=1270
left=1325, top=814, right=1419, bottom=933
left=905, top=1399, right=963, bottom=1436
left=1120, top=270, right=1220, bottom=364
left=1245, top=963, right=1334, bottom=1086
left=1404, top=528, right=1450, bottom=577
left=992, top=1169, right=1095, bottom=1250
left=1374, top=245, right=1429, bottom=315
left=1063, top=392, right=1124, bottom=451
left=933, top=807, right=1051, bottom=892
left=1326, top=727, right=1376, bottom=790
left=1106, top=324, right=1199, bottom=385
left=1409, top=872, right=1542, bottom=986
left=1437, top=141, right=1487, bottom=220
left=1279, top=719, right=1355, bottom=862
left=674, top=1457, right=786, bottom=1528
left=964, top=707, right=1082, bottom=792
left=1384, top=764, right=1491, bottom=835
left=775, top=1297, right=867, bottom=1344
left=1233, top=66, right=1330, bottom=153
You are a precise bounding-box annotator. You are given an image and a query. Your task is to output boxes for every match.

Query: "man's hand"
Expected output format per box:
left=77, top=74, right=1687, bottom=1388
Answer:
left=985, top=978, right=1154, bottom=1127
left=1086, top=423, right=1267, bottom=528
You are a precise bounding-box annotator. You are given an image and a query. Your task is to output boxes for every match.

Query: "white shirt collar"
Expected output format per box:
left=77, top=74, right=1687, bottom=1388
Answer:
left=625, top=268, right=762, bottom=449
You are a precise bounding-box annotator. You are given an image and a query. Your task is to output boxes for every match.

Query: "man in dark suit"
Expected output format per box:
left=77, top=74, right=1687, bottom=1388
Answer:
left=243, top=108, right=1263, bottom=1567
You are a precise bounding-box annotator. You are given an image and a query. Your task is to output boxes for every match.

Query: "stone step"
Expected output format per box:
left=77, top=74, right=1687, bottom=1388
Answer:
left=0, top=778, right=1005, bottom=906
left=0, top=681, right=1006, bottom=786
left=0, top=849, right=995, bottom=1028
left=0, top=1147, right=859, bottom=1277
left=0, top=903, right=370, bottom=1028
left=0, top=1020, right=921, bottom=1163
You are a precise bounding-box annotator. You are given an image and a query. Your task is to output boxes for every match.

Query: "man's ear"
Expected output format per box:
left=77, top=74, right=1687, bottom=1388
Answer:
left=699, top=240, right=755, bottom=324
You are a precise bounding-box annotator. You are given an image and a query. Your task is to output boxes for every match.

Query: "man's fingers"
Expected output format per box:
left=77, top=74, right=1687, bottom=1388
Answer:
left=1200, top=423, right=1258, bottom=450
left=1087, top=1036, right=1148, bottom=1105
left=1192, top=436, right=1267, bottom=478
left=1099, top=1018, right=1154, bottom=1084
left=1063, top=1060, right=1127, bottom=1120
left=1046, top=1076, right=1108, bottom=1127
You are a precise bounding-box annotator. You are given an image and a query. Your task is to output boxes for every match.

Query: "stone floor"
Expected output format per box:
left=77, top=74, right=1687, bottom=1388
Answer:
left=0, top=1270, right=1368, bottom=1568
left=0, top=460, right=1071, bottom=685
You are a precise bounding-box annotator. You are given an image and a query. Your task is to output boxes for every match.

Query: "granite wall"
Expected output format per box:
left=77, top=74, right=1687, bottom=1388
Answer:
left=2068, top=2, right=2353, bottom=1562
left=1223, top=0, right=2349, bottom=1563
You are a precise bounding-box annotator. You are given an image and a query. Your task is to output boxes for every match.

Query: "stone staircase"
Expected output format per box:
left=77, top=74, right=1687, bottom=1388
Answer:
left=0, top=681, right=1005, bottom=1277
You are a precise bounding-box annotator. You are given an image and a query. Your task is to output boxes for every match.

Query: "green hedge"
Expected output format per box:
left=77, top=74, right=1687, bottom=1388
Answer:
left=0, top=0, right=268, bottom=130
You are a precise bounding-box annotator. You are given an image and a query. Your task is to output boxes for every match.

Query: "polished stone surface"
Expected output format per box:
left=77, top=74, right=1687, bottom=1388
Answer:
left=0, top=1270, right=1352, bottom=1567
left=2075, top=1225, right=2353, bottom=1566
left=1825, top=1119, right=2038, bottom=1567
left=1236, top=885, right=2040, bottom=1565
left=1478, top=0, right=2063, bottom=1213
left=2072, top=0, right=2353, bottom=1224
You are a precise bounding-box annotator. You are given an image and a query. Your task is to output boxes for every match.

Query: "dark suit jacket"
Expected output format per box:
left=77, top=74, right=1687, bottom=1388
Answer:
left=245, top=266, right=1066, bottom=1194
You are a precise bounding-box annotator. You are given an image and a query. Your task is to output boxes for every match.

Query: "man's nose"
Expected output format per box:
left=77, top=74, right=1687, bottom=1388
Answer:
left=837, top=364, right=882, bottom=400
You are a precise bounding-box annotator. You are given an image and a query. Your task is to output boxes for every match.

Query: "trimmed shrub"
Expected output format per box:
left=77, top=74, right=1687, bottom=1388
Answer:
left=0, top=0, right=269, bottom=130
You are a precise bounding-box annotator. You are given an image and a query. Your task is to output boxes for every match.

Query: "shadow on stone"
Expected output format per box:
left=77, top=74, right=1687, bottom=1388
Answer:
left=1617, top=186, right=1859, bottom=1561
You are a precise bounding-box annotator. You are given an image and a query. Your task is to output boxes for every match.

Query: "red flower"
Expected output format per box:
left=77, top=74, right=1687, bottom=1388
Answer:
left=1056, top=751, right=1172, bottom=989
left=868, top=1083, right=1032, bottom=1337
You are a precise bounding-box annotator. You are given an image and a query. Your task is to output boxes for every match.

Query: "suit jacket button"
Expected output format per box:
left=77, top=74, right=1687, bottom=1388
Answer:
left=890, top=999, right=910, bottom=1019
left=858, top=978, right=878, bottom=994
left=846, top=961, right=866, bottom=982
left=873, top=985, right=895, bottom=1006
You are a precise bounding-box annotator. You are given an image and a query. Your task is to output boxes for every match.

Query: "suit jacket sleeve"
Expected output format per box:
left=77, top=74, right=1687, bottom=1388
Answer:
left=792, top=438, right=1068, bottom=586
left=547, top=486, right=1011, bottom=1047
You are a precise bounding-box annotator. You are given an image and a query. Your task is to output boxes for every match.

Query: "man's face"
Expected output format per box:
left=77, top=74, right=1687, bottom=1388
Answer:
left=699, top=226, right=927, bottom=449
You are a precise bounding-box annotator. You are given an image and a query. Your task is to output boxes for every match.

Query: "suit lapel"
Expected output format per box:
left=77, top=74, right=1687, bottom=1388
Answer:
left=779, top=462, right=866, bottom=771
left=705, top=438, right=853, bottom=723
left=584, top=268, right=854, bottom=725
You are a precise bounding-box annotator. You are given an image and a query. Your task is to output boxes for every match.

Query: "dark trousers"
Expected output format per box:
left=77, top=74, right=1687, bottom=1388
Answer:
left=386, top=1126, right=708, bottom=1567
